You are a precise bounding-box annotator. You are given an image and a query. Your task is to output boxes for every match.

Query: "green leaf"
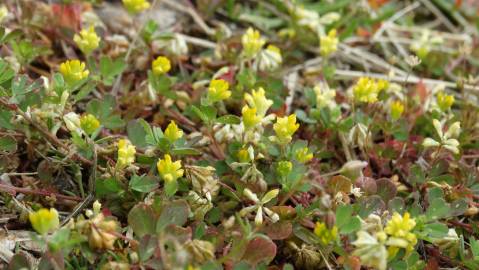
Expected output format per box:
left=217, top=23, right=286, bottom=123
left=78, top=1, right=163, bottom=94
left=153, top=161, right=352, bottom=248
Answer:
left=0, top=28, right=22, bottom=44
left=191, top=105, right=207, bottom=122
left=99, top=56, right=127, bottom=86
left=358, top=195, right=386, bottom=218
left=170, top=147, right=201, bottom=156
left=7, top=254, right=31, bottom=270
left=86, top=95, right=125, bottom=129
left=201, top=105, right=217, bottom=121
left=128, top=203, right=158, bottom=237
left=148, top=72, right=175, bottom=98
left=0, top=136, right=17, bottom=153
left=335, top=204, right=361, bottom=233
left=130, top=175, right=158, bottom=193
left=335, top=204, right=353, bottom=229
left=294, top=109, right=317, bottom=124
left=340, top=216, right=361, bottom=234
left=96, top=178, right=123, bottom=197
left=0, top=110, right=14, bottom=129
left=164, top=180, right=178, bottom=197
left=156, top=200, right=189, bottom=231
left=422, top=222, right=449, bottom=238
left=138, top=235, right=157, bottom=262
left=0, top=58, right=14, bottom=85
left=471, top=237, right=479, bottom=259
left=73, top=82, right=96, bottom=103
left=216, top=115, right=241, bottom=125
left=426, top=198, right=450, bottom=220
left=127, top=120, right=148, bottom=148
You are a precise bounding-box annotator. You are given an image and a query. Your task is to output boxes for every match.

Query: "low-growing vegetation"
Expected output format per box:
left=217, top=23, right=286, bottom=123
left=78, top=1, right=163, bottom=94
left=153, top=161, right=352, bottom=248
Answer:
left=1, top=0, right=479, bottom=269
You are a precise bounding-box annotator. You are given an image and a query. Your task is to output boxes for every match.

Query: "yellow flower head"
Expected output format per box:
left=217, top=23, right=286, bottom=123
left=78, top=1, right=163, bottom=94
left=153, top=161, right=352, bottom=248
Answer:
left=208, top=79, right=231, bottom=103
left=242, top=105, right=261, bottom=129
left=390, top=101, right=404, bottom=121
left=60, top=60, right=89, bottom=86
left=314, top=85, right=336, bottom=109
left=353, top=77, right=388, bottom=103
left=436, top=91, right=454, bottom=112
left=320, top=29, right=338, bottom=57
left=0, top=6, right=8, bottom=23
left=273, top=114, right=300, bottom=145
left=266, top=44, right=281, bottom=56
left=384, top=212, right=417, bottom=253
left=277, top=160, right=292, bottom=177
left=257, top=45, right=283, bottom=71
left=73, top=26, right=100, bottom=55
left=244, top=87, right=273, bottom=117
left=157, top=154, right=184, bottom=183
left=164, top=120, right=183, bottom=142
left=237, top=148, right=251, bottom=163
left=295, top=147, right=313, bottom=163
left=152, top=56, right=171, bottom=75
left=29, top=208, right=59, bottom=235
left=122, top=0, right=150, bottom=14
left=314, top=222, right=338, bottom=245
left=242, top=27, right=266, bottom=59
left=80, top=113, right=101, bottom=135
left=117, top=139, right=136, bottom=168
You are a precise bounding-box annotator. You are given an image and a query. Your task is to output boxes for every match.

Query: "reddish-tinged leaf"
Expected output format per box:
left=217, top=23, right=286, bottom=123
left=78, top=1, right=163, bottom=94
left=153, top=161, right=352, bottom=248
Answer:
left=415, top=81, right=429, bottom=104
left=128, top=203, right=158, bottom=237
left=455, top=0, right=462, bottom=9
left=328, top=175, right=352, bottom=193
left=425, top=257, right=439, bottom=270
left=355, top=176, right=377, bottom=195
left=375, top=179, right=397, bottom=202
left=51, top=4, right=82, bottom=31
left=357, top=27, right=371, bottom=38
left=242, top=237, right=277, bottom=266
left=216, top=66, right=236, bottom=85
left=262, top=221, right=293, bottom=240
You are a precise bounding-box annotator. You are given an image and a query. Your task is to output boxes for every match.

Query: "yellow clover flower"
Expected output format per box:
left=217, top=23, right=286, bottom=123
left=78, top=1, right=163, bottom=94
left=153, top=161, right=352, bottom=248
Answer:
left=241, top=27, right=265, bottom=59
left=295, top=147, right=313, bottom=163
left=244, top=87, right=273, bottom=117
left=117, top=139, right=136, bottom=168
left=80, top=113, right=100, bottom=135
left=73, top=26, right=100, bottom=55
left=272, top=114, right=300, bottom=145
left=320, top=29, right=338, bottom=57
left=384, top=212, right=417, bottom=254
left=29, top=208, right=60, bottom=235
left=352, top=231, right=388, bottom=270
left=152, top=56, right=171, bottom=75
left=122, top=0, right=150, bottom=14
left=314, top=84, right=336, bottom=109
left=277, top=161, right=292, bottom=177
left=207, top=79, right=231, bottom=103
left=242, top=105, right=261, bottom=129
left=314, top=222, right=338, bottom=245
left=353, top=77, right=388, bottom=104
left=237, top=148, right=251, bottom=163
left=436, top=91, right=454, bottom=112
left=256, top=45, right=282, bottom=71
left=390, top=101, right=404, bottom=121
left=0, top=5, right=9, bottom=23
left=164, top=120, right=183, bottom=142
left=157, top=154, right=184, bottom=183
left=60, top=60, right=89, bottom=86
